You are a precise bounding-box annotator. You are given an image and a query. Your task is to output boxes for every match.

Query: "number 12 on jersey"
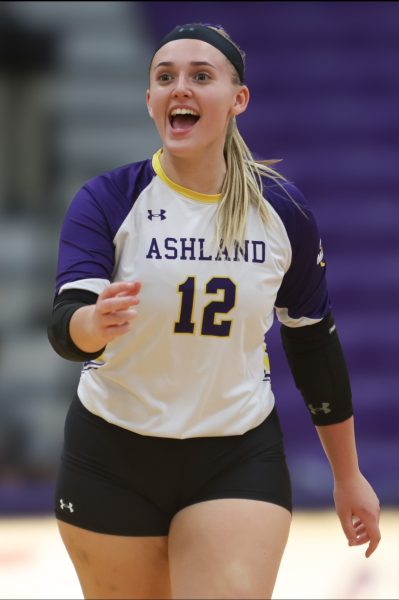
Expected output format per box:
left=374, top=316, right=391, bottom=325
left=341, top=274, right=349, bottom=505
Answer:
left=174, top=276, right=236, bottom=337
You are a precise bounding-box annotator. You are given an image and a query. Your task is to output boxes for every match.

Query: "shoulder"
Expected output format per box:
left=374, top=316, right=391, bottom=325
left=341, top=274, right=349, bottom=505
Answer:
left=64, top=158, right=156, bottom=237
left=263, top=178, right=310, bottom=220
left=262, top=177, right=320, bottom=248
left=82, top=158, right=156, bottom=205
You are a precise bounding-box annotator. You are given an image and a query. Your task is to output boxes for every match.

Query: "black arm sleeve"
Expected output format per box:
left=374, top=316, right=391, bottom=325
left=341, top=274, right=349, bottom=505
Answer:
left=47, top=289, right=106, bottom=362
left=280, top=312, right=353, bottom=425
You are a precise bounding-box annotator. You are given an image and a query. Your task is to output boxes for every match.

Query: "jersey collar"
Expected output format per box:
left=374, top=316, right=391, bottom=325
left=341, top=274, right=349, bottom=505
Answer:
left=152, top=149, right=221, bottom=204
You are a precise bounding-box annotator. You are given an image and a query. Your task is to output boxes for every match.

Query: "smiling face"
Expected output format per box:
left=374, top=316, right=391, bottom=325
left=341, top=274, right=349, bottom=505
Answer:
left=146, top=38, right=249, bottom=160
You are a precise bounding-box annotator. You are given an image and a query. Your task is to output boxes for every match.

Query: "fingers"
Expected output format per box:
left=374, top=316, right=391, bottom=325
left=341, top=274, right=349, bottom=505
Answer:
left=341, top=514, right=358, bottom=547
left=346, top=515, right=381, bottom=558
left=95, top=309, right=136, bottom=342
left=101, top=320, right=134, bottom=337
left=95, top=281, right=141, bottom=341
left=365, top=538, right=380, bottom=558
left=352, top=519, right=368, bottom=543
left=335, top=473, right=381, bottom=559
left=100, top=281, right=141, bottom=300
left=361, top=516, right=381, bottom=558
left=98, top=281, right=141, bottom=315
left=99, top=295, right=140, bottom=316
left=100, top=309, right=138, bottom=326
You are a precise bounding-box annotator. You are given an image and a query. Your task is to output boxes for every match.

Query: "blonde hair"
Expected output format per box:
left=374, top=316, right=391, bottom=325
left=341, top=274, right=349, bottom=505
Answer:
left=209, top=26, right=286, bottom=249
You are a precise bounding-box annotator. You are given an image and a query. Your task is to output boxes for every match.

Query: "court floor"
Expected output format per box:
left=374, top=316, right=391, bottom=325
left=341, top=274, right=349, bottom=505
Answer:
left=0, top=509, right=398, bottom=599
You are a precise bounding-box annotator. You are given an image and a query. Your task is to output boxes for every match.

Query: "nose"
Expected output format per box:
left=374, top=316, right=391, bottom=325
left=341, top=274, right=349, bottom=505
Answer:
left=172, top=73, right=192, bottom=97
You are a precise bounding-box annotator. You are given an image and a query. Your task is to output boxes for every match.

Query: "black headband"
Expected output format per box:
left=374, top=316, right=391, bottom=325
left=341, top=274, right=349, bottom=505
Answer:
left=152, top=24, right=245, bottom=84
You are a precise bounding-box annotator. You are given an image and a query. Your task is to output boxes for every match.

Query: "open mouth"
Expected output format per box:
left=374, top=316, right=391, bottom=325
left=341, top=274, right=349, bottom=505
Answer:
left=169, top=108, right=200, bottom=130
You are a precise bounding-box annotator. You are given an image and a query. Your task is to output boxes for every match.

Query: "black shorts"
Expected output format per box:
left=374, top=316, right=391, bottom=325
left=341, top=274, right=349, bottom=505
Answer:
left=55, top=395, right=292, bottom=536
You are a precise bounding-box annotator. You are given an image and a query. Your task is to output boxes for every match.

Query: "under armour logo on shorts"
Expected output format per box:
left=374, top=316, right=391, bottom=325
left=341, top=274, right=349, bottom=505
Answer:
left=59, top=498, right=74, bottom=512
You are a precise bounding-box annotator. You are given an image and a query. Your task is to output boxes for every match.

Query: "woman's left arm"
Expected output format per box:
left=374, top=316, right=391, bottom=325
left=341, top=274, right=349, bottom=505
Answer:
left=315, top=416, right=381, bottom=557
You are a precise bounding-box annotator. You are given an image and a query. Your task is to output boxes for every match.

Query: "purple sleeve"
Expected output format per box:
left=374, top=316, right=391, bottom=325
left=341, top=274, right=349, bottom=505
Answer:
left=55, top=159, right=155, bottom=294
left=268, top=181, right=331, bottom=321
left=55, top=184, right=116, bottom=293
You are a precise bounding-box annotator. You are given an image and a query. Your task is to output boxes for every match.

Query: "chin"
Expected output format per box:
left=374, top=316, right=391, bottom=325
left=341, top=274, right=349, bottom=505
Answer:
left=163, top=139, right=198, bottom=158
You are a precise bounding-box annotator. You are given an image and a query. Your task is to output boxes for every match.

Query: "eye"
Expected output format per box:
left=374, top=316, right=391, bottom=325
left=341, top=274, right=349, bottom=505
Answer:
left=194, top=72, right=210, bottom=82
left=158, top=72, right=173, bottom=83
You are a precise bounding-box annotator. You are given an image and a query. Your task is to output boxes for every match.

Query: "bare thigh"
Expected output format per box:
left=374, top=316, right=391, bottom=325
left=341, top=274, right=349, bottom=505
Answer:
left=168, top=498, right=291, bottom=600
left=57, top=520, right=171, bottom=599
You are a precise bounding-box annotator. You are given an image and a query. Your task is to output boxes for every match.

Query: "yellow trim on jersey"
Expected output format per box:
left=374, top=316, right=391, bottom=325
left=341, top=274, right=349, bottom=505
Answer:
left=263, top=341, right=271, bottom=374
left=152, top=149, right=221, bottom=204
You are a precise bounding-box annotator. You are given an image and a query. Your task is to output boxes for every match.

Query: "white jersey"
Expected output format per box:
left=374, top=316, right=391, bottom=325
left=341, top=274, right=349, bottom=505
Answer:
left=55, top=150, right=330, bottom=438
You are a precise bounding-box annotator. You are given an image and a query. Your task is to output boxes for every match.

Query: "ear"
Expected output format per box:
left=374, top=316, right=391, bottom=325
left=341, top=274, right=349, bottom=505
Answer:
left=146, top=89, right=154, bottom=119
left=231, top=85, right=250, bottom=117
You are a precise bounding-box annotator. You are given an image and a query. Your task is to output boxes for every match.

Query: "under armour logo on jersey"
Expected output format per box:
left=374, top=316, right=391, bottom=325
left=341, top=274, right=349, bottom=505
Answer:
left=308, top=403, right=331, bottom=415
left=148, top=209, right=166, bottom=221
left=60, top=498, right=74, bottom=513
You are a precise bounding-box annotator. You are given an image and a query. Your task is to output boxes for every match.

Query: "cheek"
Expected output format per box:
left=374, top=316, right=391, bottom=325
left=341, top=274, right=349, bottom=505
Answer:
left=206, top=102, right=234, bottom=129
left=207, top=91, right=236, bottom=117
left=149, top=104, right=167, bottom=129
left=147, top=89, right=166, bottom=119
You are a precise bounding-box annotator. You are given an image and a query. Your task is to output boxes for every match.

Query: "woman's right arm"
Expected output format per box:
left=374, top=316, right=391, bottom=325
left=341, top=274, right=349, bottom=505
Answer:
left=48, top=281, right=141, bottom=361
left=49, top=180, right=142, bottom=360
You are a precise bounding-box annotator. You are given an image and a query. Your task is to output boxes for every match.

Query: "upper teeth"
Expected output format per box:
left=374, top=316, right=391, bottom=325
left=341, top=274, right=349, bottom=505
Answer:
left=171, top=108, right=199, bottom=117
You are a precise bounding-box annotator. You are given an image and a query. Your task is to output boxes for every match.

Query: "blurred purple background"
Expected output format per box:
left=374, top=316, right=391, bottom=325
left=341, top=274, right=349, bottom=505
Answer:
left=0, top=1, right=398, bottom=515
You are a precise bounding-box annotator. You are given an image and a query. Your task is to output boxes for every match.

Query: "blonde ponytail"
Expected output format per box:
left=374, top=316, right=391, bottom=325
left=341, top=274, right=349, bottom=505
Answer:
left=208, top=26, right=286, bottom=250
left=217, top=118, right=285, bottom=249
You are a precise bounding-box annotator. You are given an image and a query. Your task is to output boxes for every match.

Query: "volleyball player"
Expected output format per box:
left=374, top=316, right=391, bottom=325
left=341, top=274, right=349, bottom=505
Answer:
left=48, top=23, right=381, bottom=599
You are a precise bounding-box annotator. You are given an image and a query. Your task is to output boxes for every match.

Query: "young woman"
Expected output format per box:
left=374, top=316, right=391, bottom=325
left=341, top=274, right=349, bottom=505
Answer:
left=48, top=23, right=381, bottom=600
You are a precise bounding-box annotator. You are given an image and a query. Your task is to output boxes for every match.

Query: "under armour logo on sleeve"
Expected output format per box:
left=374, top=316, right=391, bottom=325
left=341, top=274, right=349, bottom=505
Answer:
left=148, top=209, right=167, bottom=220
left=308, top=403, right=331, bottom=415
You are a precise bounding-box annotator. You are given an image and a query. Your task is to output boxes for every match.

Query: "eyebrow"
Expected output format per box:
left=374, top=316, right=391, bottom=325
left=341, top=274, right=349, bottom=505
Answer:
left=154, top=61, right=216, bottom=69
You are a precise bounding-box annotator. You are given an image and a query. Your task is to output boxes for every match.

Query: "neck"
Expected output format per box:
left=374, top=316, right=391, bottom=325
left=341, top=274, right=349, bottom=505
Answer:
left=160, top=148, right=226, bottom=195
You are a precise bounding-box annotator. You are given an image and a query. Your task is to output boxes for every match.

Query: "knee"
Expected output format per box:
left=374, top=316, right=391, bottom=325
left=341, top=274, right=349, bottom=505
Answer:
left=222, top=560, right=270, bottom=599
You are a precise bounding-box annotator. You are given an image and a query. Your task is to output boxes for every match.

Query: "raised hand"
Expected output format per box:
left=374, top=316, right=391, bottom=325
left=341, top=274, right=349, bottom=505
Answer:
left=69, top=281, right=141, bottom=353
